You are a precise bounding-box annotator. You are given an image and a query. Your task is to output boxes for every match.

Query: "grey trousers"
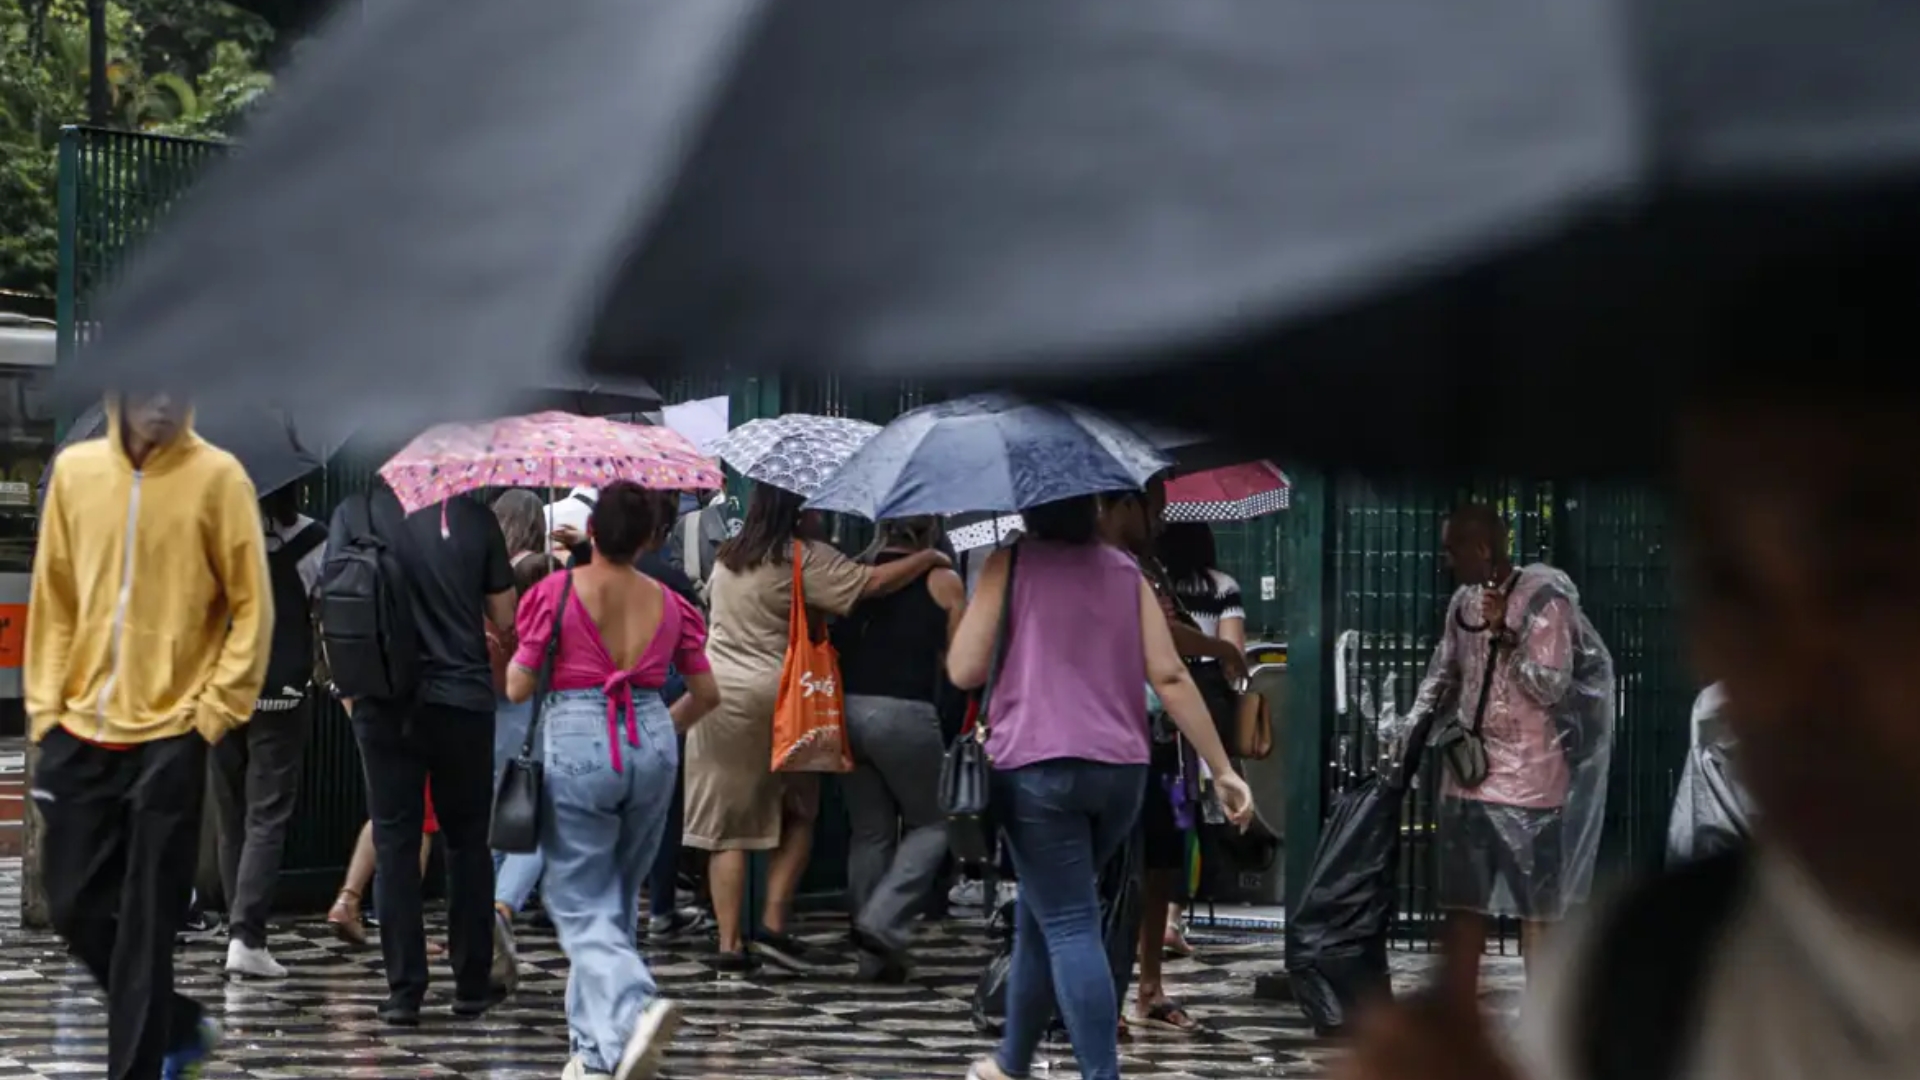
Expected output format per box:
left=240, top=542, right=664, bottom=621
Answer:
left=842, top=695, right=947, bottom=952
left=209, top=698, right=312, bottom=948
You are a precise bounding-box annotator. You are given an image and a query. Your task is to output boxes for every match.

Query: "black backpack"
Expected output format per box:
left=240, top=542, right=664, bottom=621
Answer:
left=317, top=493, right=419, bottom=702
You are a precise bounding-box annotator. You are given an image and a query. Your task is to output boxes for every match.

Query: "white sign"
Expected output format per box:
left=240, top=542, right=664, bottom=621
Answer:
left=1260, top=575, right=1276, bottom=601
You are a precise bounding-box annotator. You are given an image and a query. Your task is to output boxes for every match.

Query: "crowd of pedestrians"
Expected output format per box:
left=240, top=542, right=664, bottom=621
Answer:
left=24, top=395, right=1645, bottom=1080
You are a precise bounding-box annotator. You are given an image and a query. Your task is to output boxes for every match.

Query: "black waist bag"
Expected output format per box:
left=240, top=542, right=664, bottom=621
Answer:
left=940, top=548, right=1020, bottom=864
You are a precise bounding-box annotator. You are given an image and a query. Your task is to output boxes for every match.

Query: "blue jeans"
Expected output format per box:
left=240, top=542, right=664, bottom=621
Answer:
left=541, top=689, right=679, bottom=1073
left=493, top=696, right=545, bottom=911
left=993, top=760, right=1147, bottom=1080
left=646, top=669, right=689, bottom=919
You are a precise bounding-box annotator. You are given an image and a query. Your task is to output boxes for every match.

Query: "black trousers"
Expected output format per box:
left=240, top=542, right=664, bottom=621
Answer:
left=352, top=700, right=496, bottom=1005
left=37, top=727, right=207, bottom=1080
left=209, top=698, right=311, bottom=947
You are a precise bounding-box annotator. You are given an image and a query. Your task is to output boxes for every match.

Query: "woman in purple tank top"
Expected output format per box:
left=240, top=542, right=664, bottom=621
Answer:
left=948, top=494, right=1255, bottom=1080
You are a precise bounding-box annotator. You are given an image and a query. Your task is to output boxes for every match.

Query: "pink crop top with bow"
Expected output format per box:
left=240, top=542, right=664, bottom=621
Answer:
left=511, top=572, right=712, bottom=772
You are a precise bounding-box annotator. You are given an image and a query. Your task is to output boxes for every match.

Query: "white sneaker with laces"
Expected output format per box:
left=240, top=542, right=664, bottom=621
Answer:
left=614, top=998, right=682, bottom=1080
left=560, top=1056, right=612, bottom=1080
left=947, top=880, right=986, bottom=907
left=224, top=939, right=287, bottom=979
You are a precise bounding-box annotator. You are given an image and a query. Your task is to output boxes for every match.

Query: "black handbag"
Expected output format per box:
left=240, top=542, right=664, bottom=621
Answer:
left=940, top=547, right=1020, bottom=864
left=488, top=572, right=571, bottom=853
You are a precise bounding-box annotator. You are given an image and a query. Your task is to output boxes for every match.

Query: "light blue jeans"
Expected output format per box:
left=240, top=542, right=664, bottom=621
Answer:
left=493, top=696, right=545, bottom=911
left=541, top=689, right=679, bottom=1073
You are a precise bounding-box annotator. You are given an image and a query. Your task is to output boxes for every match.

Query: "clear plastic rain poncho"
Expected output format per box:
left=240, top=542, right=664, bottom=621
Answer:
left=1667, top=683, right=1754, bottom=864
left=1398, top=563, right=1615, bottom=920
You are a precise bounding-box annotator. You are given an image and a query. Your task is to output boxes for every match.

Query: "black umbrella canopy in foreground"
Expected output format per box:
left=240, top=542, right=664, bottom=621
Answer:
left=62, top=0, right=1920, bottom=476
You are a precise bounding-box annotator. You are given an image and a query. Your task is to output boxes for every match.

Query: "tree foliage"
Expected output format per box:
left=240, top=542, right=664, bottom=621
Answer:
left=0, top=0, right=274, bottom=296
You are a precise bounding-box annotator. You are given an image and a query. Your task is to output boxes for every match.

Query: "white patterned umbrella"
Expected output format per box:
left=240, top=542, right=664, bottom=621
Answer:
left=709, top=414, right=881, bottom=498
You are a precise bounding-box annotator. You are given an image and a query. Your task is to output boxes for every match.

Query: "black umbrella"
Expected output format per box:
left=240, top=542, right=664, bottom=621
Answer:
left=60, top=0, right=1920, bottom=474
left=54, top=401, right=339, bottom=498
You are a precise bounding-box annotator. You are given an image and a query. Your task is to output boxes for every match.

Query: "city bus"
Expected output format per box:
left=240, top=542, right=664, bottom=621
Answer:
left=0, top=314, right=58, bottom=736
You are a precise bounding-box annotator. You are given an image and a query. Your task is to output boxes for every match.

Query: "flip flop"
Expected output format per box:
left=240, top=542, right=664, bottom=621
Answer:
left=1135, top=1000, right=1201, bottom=1035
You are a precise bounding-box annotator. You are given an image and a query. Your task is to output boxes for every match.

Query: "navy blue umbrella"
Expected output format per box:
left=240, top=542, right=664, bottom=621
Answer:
left=806, top=394, right=1171, bottom=520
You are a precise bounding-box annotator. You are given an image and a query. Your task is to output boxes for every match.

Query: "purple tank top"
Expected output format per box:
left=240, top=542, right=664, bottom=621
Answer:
left=985, top=541, right=1151, bottom=770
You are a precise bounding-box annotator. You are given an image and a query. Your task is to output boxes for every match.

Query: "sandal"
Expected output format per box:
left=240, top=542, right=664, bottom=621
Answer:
left=328, top=889, right=367, bottom=947
left=1135, top=999, right=1202, bottom=1036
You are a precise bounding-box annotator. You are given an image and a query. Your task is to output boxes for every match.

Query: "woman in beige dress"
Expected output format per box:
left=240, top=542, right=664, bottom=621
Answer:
left=688, top=483, right=948, bottom=972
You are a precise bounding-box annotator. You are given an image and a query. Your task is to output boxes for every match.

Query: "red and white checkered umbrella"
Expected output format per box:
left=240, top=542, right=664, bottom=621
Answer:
left=1163, top=461, right=1290, bottom=522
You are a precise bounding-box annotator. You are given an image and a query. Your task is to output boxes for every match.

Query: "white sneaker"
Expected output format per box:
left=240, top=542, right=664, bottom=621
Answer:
left=966, top=1059, right=1011, bottom=1080
left=614, top=998, right=682, bottom=1080
left=947, top=879, right=986, bottom=907
left=560, top=1056, right=613, bottom=1080
left=224, top=939, right=287, bottom=979
left=492, top=908, right=520, bottom=995
left=992, top=880, right=1019, bottom=910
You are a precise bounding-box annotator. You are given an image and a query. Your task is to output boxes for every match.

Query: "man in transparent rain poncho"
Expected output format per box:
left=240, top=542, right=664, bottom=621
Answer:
left=1401, top=504, right=1615, bottom=1007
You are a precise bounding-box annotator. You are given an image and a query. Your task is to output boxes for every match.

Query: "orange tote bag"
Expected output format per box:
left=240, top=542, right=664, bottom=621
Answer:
left=770, top=541, right=853, bottom=773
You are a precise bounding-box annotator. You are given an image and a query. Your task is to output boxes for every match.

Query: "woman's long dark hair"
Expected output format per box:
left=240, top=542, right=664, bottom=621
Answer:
left=1158, top=521, right=1219, bottom=590
left=1022, top=495, right=1100, bottom=545
left=717, top=483, right=807, bottom=573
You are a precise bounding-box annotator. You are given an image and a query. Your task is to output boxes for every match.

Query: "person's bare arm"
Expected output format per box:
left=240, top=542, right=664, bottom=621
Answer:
left=505, top=662, right=536, bottom=704
left=947, top=549, right=1008, bottom=690
left=670, top=669, right=722, bottom=733
left=862, top=548, right=948, bottom=598
left=1169, top=620, right=1249, bottom=683
left=485, top=588, right=516, bottom=633
left=1218, top=613, right=1247, bottom=653
left=928, top=566, right=968, bottom=642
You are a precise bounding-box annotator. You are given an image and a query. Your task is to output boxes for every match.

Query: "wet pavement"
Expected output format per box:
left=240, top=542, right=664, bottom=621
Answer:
left=0, top=860, right=1521, bottom=1079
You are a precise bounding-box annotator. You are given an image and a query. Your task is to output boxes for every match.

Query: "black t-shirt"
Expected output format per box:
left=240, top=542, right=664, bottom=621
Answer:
left=344, top=489, right=513, bottom=713
left=636, top=549, right=701, bottom=609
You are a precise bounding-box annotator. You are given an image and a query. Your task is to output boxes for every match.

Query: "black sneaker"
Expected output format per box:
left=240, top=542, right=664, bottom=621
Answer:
left=645, top=906, right=715, bottom=943
left=751, top=930, right=828, bottom=974
left=377, top=998, right=422, bottom=1027
left=710, top=950, right=759, bottom=976
left=452, top=984, right=509, bottom=1018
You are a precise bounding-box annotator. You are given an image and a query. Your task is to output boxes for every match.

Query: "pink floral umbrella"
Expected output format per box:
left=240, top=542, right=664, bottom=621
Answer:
left=379, top=411, right=722, bottom=514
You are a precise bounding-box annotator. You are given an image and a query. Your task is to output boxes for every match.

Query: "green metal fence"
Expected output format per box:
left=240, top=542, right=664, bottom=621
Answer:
left=55, top=127, right=227, bottom=365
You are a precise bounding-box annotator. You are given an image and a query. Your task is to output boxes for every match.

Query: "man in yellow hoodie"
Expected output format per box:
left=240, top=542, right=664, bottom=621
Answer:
left=25, top=392, right=270, bottom=1080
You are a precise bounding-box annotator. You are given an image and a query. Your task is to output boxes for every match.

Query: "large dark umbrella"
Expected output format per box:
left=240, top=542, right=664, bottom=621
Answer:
left=58, top=0, right=1920, bottom=474
left=53, top=401, right=341, bottom=497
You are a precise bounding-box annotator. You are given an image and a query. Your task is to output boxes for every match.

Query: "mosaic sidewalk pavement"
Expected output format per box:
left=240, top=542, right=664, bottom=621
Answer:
left=0, top=860, right=1522, bottom=1079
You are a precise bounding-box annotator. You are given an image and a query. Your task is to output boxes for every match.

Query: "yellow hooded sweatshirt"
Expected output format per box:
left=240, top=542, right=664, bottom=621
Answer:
left=25, top=403, right=272, bottom=746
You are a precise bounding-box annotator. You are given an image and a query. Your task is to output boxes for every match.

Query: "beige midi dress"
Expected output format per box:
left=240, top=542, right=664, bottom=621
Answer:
left=682, top=540, right=868, bottom=852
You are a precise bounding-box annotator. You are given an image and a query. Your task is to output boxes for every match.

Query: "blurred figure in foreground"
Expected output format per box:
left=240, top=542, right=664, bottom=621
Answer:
left=1342, top=389, right=1920, bottom=1080
left=1402, top=504, right=1614, bottom=1006
left=28, top=392, right=270, bottom=1080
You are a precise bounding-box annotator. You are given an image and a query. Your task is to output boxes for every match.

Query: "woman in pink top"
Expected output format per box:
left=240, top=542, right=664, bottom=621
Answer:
left=505, top=482, right=722, bottom=1080
left=949, top=494, right=1254, bottom=1080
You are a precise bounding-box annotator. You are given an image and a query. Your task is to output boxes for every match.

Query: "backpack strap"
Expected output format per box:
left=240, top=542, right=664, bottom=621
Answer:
left=1577, top=849, right=1750, bottom=1080
left=282, top=520, right=328, bottom=563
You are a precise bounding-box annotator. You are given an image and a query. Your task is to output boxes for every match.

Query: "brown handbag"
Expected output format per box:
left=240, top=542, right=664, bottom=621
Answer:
left=1234, top=691, right=1274, bottom=760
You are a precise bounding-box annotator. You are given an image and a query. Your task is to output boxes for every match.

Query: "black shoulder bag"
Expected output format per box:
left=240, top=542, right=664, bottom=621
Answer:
left=939, top=547, right=1020, bottom=864
left=488, top=571, right=572, bottom=853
